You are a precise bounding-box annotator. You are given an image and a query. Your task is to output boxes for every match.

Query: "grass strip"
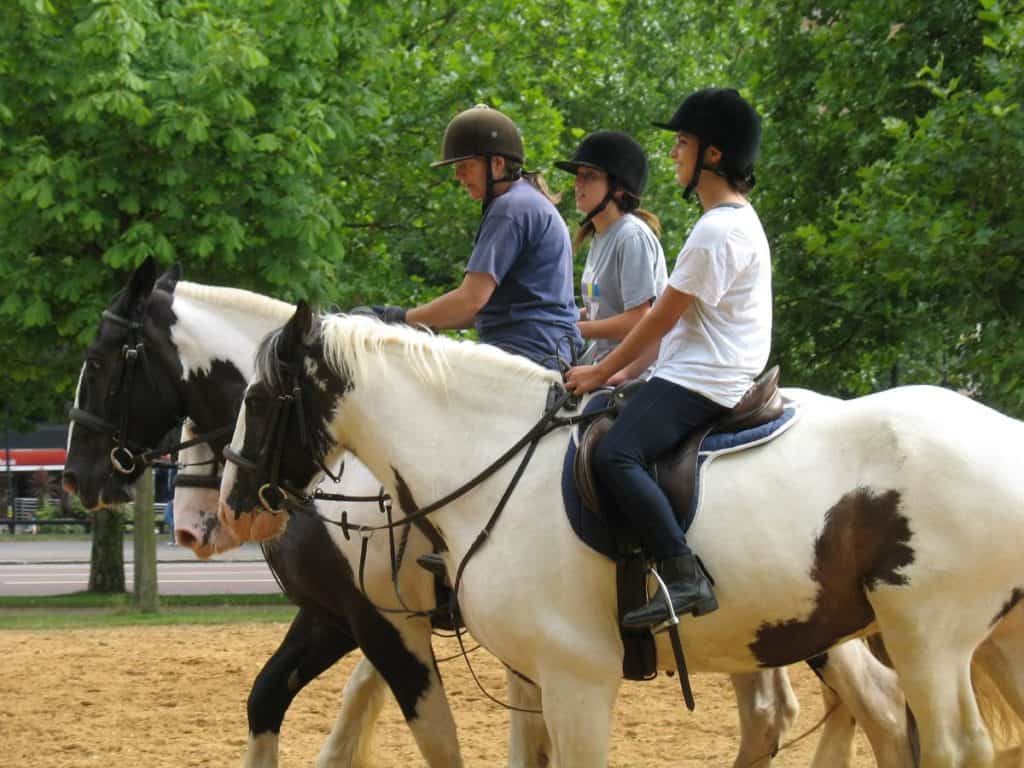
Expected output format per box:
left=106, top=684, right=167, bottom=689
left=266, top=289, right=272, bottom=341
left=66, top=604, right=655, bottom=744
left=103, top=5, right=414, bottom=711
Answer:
left=0, top=591, right=289, bottom=609
left=0, top=591, right=296, bottom=630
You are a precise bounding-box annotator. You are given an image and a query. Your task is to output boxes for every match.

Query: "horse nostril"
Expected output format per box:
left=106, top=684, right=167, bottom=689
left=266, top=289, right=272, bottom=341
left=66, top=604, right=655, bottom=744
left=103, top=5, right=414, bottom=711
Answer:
left=62, top=472, right=78, bottom=495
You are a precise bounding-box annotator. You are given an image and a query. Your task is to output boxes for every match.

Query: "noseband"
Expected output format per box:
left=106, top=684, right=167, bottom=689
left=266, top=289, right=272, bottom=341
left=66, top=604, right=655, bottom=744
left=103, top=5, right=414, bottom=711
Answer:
left=69, top=307, right=232, bottom=476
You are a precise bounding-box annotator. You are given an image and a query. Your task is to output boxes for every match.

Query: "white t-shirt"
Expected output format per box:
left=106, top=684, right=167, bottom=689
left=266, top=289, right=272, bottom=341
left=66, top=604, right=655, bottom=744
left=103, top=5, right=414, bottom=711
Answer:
left=652, top=204, right=772, bottom=407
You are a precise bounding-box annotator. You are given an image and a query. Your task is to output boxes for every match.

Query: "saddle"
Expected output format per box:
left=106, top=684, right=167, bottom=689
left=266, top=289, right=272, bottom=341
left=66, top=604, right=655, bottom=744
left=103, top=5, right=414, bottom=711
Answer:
left=574, top=365, right=783, bottom=532
left=570, top=366, right=783, bottom=682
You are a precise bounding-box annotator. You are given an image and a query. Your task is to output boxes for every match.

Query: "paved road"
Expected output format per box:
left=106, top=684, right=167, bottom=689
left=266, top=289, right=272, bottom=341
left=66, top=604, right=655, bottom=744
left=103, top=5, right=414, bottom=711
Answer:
left=0, top=538, right=280, bottom=597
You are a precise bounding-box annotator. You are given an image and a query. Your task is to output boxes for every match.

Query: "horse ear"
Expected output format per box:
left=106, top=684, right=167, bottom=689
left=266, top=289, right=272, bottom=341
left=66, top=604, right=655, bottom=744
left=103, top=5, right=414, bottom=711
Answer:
left=154, top=263, right=182, bottom=293
left=127, top=257, right=158, bottom=302
left=279, top=300, right=313, bottom=360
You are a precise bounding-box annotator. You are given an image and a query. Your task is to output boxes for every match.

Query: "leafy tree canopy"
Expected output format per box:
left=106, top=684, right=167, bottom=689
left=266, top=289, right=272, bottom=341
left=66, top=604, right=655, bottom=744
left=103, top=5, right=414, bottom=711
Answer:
left=1, top=0, right=1022, bottom=425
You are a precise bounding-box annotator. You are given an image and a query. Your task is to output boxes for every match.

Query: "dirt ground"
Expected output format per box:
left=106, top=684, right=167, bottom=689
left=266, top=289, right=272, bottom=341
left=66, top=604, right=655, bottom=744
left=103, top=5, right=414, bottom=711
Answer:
left=0, top=622, right=879, bottom=767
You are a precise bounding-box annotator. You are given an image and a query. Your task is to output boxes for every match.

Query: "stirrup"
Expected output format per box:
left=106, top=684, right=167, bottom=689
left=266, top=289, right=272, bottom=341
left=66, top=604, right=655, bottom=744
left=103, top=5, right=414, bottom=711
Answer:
left=649, top=567, right=682, bottom=635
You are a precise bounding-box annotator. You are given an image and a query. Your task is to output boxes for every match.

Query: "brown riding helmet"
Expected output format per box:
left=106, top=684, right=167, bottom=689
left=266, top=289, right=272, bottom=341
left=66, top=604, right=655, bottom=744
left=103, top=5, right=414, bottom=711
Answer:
left=431, top=104, right=525, bottom=167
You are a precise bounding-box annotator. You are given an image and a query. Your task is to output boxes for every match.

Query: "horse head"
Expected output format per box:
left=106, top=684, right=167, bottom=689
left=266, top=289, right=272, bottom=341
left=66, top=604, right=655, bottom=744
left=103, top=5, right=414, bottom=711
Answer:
left=63, top=258, right=187, bottom=509
left=220, top=300, right=350, bottom=543
left=170, top=419, right=242, bottom=557
left=64, top=258, right=253, bottom=513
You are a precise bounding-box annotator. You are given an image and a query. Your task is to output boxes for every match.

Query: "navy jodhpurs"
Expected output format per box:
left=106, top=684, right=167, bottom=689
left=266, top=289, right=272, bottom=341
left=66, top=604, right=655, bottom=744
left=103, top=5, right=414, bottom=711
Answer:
left=594, top=377, right=727, bottom=560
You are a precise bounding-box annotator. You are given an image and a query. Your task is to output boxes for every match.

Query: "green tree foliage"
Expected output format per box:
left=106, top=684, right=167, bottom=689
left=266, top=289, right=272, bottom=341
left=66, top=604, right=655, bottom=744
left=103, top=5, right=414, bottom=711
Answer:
left=744, top=0, right=1023, bottom=414
left=1, top=0, right=1022, bottom=424
left=0, top=0, right=377, bottom=419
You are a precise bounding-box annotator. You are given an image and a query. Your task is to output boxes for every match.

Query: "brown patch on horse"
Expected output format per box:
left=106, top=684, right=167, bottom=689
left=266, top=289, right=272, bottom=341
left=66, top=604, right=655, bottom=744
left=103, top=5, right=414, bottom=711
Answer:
left=217, top=501, right=287, bottom=543
left=750, top=487, right=914, bottom=667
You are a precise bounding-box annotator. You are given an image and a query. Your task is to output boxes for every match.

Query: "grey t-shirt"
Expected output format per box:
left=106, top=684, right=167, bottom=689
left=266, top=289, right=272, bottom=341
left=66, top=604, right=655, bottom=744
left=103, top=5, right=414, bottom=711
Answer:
left=579, top=213, right=668, bottom=363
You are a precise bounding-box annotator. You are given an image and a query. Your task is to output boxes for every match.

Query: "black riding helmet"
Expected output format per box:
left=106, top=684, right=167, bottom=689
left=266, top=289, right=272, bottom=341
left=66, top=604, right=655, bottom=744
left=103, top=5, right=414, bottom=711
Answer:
left=555, top=130, right=649, bottom=227
left=653, top=88, right=761, bottom=200
left=432, top=104, right=525, bottom=212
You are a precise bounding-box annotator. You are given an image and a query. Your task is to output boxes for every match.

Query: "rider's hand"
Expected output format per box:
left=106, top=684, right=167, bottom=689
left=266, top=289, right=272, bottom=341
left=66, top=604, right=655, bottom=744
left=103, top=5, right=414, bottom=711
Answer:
left=349, top=305, right=407, bottom=324
left=564, top=363, right=609, bottom=395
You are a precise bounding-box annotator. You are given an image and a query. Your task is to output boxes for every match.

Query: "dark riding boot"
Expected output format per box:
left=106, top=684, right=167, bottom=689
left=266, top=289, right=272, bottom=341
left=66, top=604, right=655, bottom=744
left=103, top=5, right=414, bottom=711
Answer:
left=621, top=552, right=718, bottom=630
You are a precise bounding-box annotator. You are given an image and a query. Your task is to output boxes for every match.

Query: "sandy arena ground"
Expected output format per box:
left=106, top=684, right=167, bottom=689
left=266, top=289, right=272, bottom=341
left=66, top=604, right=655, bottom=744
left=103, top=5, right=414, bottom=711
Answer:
left=0, top=622, right=879, bottom=767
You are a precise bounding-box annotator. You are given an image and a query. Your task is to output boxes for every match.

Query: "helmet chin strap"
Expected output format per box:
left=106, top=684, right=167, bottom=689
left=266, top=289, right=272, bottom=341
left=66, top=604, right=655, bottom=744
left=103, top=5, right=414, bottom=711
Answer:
left=482, top=156, right=522, bottom=215
left=475, top=156, right=522, bottom=241
left=683, top=141, right=732, bottom=202
left=579, top=191, right=614, bottom=228
left=683, top=139, right=706, bottom=201
left=578, top=178, right=619, bottom=228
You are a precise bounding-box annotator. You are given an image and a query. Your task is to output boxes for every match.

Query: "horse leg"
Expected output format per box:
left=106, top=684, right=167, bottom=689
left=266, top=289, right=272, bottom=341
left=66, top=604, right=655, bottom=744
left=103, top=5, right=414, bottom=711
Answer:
left=970, top=605, right=1024, bottom=766
left=507, top=672, right=551, bottom=768
left=539, top=670, right=619, bottom=766
left=806, top=662, right=858, bottom=768
left=975, top=604, right=1024, bottom=718
left=316, top=657, right=387, bottom=768
left=730, top=669, right=798, bottom=767
left=244, top=607, right=356, bottom=768
left=809, top=640, right=916, bottom=768
left=877, top=613, right=994, bottom=768
left=356, top=615, right=463, bottom=768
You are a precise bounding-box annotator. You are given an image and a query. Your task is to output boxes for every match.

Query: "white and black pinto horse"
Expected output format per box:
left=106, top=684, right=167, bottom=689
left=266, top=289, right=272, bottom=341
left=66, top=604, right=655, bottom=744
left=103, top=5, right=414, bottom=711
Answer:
left=220, top=303, right=1024, bottom=768
left=63, top=260, right=476, bottom=767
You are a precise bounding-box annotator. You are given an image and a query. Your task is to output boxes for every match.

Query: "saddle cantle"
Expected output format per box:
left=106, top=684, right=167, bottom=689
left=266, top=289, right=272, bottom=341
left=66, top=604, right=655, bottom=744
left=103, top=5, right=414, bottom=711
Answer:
left=574, top=365, right=784, bottom=525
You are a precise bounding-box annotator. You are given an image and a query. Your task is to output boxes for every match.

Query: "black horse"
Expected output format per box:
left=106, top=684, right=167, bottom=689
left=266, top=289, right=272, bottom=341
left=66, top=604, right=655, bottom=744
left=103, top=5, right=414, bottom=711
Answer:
left=63, top=258, right=480, bottom=767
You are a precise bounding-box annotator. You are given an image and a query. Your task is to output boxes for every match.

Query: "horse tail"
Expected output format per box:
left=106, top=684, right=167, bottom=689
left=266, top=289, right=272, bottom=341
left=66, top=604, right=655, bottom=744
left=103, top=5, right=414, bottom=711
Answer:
left=972, top=655, right=1024, bottom=750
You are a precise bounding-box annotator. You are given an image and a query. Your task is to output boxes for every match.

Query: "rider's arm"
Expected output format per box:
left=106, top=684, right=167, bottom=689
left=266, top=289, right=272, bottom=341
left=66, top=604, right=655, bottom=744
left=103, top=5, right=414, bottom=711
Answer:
left=565, top=286, right=692, bottom=393
left=405, top=271, right=496, bottom=329
left=609, top=340, right=660, bottom=383
left=578, top=303, right=650, bottom=341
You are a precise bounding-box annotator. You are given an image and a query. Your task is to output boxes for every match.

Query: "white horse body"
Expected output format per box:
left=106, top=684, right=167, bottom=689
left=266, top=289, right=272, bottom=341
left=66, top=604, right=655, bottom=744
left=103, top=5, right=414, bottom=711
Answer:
left=293, top=318, right=1023, bottom=766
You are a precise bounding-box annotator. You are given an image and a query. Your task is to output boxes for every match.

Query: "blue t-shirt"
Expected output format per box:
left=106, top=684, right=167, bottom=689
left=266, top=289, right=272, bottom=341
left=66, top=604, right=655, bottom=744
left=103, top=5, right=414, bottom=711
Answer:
left=467, top=180, right=582, bottom=369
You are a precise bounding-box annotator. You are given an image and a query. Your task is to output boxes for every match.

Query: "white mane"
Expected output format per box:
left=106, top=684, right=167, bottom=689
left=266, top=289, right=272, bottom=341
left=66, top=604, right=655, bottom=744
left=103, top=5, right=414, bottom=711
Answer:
left=174, top=281, right=296, bottom=324
left=320, top=315, right=562, bottom=395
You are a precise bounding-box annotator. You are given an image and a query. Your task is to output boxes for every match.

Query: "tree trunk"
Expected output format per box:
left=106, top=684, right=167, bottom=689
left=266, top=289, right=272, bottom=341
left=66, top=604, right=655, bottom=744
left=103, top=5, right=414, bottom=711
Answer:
left=88, top=507, right=125, bottom=593
left=132, top=468, right=159, bottom=612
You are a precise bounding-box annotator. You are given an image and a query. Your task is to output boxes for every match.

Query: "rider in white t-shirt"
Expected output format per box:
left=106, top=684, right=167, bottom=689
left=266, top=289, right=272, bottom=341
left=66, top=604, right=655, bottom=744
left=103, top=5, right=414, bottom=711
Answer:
left=565, top=88, right=769, bottom=629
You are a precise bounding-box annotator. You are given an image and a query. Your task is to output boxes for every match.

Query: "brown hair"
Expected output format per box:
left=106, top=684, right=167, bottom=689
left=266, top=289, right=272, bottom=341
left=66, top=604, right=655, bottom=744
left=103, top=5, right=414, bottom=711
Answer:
left=503, top=160, right=561, bottom=205
left=573, top=194, right=662, bottom=251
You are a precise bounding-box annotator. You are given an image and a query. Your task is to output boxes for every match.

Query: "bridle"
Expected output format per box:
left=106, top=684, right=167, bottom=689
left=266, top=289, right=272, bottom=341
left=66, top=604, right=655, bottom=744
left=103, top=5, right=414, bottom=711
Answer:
left=221, top=360, right=328, bottom=514
left=69, top=306, right=233, bottom=476
left=170, top=420, right=229, bottom=491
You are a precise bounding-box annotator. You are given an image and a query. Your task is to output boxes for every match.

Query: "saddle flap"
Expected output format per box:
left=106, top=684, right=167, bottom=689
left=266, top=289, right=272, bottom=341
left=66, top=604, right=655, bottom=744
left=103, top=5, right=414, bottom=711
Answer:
left=574, top=415, right=613, bottom=517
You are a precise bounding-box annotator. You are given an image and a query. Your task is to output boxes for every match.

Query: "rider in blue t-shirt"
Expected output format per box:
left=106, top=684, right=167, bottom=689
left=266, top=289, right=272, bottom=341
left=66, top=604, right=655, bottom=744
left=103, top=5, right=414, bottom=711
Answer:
left=365, top=105, right=582, bottom=370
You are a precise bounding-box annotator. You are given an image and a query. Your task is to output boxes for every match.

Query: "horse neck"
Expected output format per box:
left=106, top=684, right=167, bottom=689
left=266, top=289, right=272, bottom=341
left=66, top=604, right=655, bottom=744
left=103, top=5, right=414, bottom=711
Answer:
left=336, top=346, right=556, bottom=524
left=168, top=284, right=291, bottom=382
left=166, top=284, right=293, bottom=432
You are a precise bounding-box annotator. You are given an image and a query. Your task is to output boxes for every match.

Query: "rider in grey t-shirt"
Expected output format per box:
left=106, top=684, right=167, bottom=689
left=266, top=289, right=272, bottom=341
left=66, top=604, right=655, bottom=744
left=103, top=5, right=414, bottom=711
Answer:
left=580, top=213, right=667, bottom=364
left=555, top=131, right=667, bottom=370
